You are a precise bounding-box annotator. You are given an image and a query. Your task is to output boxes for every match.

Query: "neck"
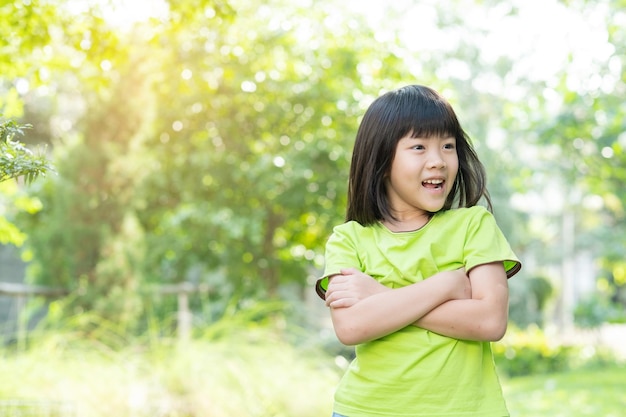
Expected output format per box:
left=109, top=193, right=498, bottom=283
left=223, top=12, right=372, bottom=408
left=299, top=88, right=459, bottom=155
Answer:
left=382, top=212, right=432, bottom=232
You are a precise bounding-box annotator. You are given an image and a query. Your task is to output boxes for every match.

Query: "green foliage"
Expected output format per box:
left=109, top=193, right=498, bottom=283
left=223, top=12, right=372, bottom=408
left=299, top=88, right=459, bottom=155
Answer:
left=132, top=0, right=406, bottom=300
left=574, top=294, right=626, bottom=327
left=0, top=1, right=54, bottom=74
left=0, top=119, right=52, bottom=248
left=17, top=0, right=396, bottom=322
left=494, top=328, right=577, bottom=377
left=513, top=0, right=626, bottom=305
left=4, top=0, right=626, bottom=330
left=493, top=326, right=621, bottom=377
left=11, top=0, right=162, bottom=322
left=508, top=275, right=553, bottom=328
left=0, top=120, right=53, bottom=184
left=0, top=181, right=42, bottom=247
left=0, top=217, right=26, bottom=247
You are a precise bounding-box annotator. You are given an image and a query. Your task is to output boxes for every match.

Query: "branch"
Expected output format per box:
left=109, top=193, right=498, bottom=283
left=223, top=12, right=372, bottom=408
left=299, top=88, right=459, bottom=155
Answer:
left=0, top=119, right=55, bottom=184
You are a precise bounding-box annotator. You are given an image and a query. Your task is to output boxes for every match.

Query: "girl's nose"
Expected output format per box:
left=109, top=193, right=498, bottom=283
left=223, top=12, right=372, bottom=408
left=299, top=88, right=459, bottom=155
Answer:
left=427, top=154, right=446, bottom=169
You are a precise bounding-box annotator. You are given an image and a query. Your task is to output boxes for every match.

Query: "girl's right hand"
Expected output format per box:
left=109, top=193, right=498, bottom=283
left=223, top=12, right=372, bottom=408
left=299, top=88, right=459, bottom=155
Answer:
left=325, top=268, right=390, bottom=308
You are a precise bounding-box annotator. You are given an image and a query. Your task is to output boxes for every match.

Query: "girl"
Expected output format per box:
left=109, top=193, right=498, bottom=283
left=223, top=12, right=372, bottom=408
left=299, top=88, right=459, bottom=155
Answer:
left=316, top=85, right=521, bottom=417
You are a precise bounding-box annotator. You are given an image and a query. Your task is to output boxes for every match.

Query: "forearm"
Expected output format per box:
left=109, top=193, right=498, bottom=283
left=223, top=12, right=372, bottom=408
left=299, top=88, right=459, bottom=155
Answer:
left=330, top=270, right=463, bottom=345
left=414, top=297, right=508, bottom=341
left=414, top=263, right=509, bottom=341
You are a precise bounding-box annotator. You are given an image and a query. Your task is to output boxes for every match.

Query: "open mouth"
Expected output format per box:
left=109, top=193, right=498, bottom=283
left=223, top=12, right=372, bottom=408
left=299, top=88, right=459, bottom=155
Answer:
left=422, top=179, right=444, bottom=189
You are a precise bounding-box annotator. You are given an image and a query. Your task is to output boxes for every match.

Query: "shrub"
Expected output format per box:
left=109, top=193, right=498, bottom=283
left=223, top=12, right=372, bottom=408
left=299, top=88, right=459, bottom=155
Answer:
left=493, top=325, right=621, bottom=377
left=574, top=294, right=626, bottom=328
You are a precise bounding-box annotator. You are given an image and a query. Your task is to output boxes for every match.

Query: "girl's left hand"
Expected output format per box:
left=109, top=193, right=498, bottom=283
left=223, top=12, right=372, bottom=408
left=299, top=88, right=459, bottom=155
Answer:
left=325, top=268, right=390, bottom=308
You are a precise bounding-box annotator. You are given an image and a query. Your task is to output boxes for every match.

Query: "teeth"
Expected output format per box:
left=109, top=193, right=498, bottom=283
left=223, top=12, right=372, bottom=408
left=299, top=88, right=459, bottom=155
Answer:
left=423, top=179, right=444, bottom=184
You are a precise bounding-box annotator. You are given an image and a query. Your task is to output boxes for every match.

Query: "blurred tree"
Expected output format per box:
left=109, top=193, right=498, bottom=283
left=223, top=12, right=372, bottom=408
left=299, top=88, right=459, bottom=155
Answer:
left=10, top=0, right=624, bottom=333
left=15, top=0, right=412, bottom=324
left=523, top=0, right=626, bottom=320
left=133, top=0, right=410, bottom=304
left=15, top=1, right=158, bottom=325
left=509, top=275, right=553, bottom=328
left=24, top=55, right=156, bottom=324
left=0, top=1, right=58, bottom=248
left=0, top=0, right=57, bottom=118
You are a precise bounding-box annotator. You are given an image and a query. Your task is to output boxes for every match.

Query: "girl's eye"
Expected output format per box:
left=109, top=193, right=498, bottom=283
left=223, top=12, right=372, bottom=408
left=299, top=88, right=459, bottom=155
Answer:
left=412, top=145, right=425, bottom=150
left=443, top=143, right=456, bottom=150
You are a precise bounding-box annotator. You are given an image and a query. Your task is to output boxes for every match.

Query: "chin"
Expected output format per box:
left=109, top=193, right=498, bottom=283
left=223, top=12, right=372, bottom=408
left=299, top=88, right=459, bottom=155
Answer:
left=425, top=203, right=446, bottom=213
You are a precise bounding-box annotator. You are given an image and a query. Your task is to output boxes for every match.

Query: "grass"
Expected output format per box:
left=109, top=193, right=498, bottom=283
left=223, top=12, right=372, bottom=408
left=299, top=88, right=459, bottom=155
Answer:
left=503, top=367, right=626, bottom=417
left=1, top=319, right=624, bottom=417
left=0, top=328, right=341, bottom=417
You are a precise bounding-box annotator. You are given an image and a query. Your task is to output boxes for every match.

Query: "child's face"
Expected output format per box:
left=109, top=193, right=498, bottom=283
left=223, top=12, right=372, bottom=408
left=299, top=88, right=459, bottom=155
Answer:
left=385, top=134, right=459, bottom=217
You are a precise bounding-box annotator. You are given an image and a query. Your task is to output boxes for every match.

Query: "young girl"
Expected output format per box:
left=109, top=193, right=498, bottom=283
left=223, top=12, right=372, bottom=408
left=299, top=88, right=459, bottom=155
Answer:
left=316, top=85, right=521, bottom=417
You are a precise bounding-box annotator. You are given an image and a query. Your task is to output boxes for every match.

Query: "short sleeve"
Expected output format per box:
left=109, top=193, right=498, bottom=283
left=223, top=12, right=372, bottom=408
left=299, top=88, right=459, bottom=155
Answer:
left=464, top=207, right=521, bottom=278
left=315, top=223, right=362, bottom=300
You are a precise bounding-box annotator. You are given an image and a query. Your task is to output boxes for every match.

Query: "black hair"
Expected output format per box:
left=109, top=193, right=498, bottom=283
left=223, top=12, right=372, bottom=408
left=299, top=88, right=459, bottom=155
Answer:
left=345, top=84, right=491, bottom=225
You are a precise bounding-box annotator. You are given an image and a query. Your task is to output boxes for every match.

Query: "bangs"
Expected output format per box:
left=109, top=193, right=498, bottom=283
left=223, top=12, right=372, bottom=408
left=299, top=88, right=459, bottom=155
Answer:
left=387, top=85, right=463, bottom=140
left=406, top=101, right=462, bottom=139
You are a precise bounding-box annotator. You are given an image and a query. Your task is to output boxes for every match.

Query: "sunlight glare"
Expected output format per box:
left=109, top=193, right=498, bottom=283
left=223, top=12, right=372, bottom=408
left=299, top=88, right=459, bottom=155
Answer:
left=107, top=0, right=168, bottom=26
left=347, top=0, right=613, bottom=97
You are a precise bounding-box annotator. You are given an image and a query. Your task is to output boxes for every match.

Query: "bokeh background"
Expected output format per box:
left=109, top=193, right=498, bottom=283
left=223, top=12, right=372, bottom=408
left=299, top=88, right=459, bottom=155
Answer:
left=1, top=0, right=625, bottom=416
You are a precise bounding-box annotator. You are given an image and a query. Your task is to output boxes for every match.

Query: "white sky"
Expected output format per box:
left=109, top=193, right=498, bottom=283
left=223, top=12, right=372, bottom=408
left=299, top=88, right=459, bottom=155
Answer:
left=345, top=0, right=616, bottom=94
left=93, top=0, right=616, bottom=93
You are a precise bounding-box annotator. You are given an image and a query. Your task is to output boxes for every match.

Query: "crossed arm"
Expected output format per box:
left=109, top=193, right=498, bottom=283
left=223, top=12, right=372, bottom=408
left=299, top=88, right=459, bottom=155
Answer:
left=325, top=262, right=509, bottom=346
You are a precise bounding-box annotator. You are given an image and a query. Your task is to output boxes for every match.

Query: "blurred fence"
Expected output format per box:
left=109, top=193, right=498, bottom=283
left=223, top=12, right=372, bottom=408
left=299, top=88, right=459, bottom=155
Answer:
left=0, top=283, right=68, bottom=346
left=0, top=281, right=212, bottom=343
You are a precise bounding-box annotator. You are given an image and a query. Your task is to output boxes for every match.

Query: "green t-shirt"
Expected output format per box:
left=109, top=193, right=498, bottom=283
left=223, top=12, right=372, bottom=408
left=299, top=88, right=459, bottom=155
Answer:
left=318, top=206, right=521, bottom=417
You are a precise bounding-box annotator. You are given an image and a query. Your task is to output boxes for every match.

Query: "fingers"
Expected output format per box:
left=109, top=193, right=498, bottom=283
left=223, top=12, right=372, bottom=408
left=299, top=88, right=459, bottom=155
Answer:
left=328, top=297, right=358, bottom=308
left=325, top=279, right=358, bottom=307
left=326, top=289, right=359, bottom=308
left=325, top=280, right=350, bottom=305
left=325, top=267, right=372, bottom=308
left=325, top=293, right=341, bottom=307
left=326, top=269, right=356, bottom=287
left=327, top=268, right=361, bottom=287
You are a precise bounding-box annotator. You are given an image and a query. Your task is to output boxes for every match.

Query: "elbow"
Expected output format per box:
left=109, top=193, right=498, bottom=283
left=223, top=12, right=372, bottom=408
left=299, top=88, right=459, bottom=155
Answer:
left=331, top=309, right=371, bottom=346
left=480, top=318, right=508, bottom=342
left=334, top=326, right=365, bottom=346
left=332, top=318, right=374, bottom=346
left=486, top=327, right=507, bottom=342
left=336, top=333, right=358, bottom=347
